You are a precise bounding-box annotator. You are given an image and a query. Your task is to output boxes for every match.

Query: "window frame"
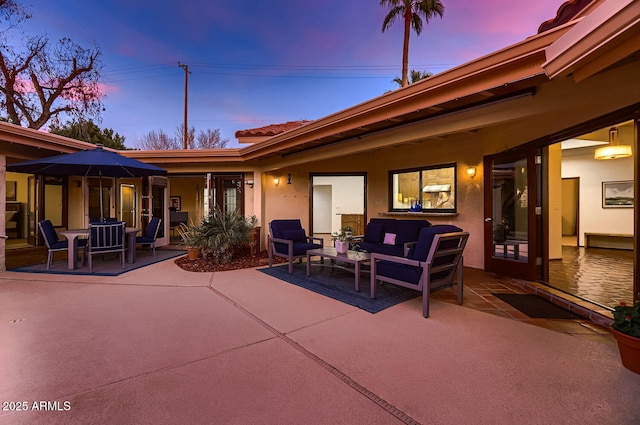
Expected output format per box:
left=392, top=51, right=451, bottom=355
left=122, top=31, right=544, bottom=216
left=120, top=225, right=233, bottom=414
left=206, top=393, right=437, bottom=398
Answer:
left=388, top=162, right=457, bottom=213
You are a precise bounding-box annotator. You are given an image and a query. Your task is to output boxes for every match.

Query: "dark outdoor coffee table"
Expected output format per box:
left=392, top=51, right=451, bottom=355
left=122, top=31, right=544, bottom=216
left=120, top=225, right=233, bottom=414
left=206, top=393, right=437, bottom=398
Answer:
left=306, top=247, right=371, bottom=292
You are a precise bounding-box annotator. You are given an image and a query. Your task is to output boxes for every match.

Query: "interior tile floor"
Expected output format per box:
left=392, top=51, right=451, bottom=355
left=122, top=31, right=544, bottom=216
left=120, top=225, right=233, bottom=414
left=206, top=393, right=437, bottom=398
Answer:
left=548, top=245, right=634, bottom=309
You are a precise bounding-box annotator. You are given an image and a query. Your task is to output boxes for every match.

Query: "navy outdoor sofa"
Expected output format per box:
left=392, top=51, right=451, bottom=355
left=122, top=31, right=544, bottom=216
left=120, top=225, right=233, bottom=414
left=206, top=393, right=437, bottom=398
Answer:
left=355, top=218, right=431, bottom=257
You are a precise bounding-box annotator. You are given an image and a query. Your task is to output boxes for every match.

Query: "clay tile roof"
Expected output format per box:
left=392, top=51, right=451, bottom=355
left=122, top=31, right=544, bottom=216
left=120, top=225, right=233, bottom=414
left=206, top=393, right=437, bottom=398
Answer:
left=538, top=0, right=594, bottom=33
left=235, top=120, right=313, bottom=138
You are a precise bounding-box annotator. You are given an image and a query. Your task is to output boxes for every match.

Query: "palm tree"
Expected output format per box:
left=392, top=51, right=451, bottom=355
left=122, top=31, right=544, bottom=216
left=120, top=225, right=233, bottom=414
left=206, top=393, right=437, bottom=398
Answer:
left=392, top=69, right=433, bottom=87
left=381, top=0, right=444, bottom=88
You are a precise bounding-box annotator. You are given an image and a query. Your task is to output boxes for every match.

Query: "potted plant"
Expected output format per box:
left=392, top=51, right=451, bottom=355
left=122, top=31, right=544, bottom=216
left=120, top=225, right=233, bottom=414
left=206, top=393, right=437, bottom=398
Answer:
left=175, top=221, right=203, bottom=260
left=611, top=301, right=640, bottom=374
left=331, top=228, right=350, bottom=254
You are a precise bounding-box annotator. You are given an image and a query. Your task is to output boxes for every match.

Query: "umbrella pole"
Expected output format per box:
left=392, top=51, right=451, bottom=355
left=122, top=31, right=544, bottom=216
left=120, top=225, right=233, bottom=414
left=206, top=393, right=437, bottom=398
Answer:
left=99, top=171, right=104, bottom=221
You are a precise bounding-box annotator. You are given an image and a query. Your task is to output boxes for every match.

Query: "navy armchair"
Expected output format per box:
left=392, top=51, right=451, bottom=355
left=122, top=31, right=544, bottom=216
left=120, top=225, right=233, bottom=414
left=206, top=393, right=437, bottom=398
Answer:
left=370, top=225, right=469, bottom=318
left=268, top=219, right=323, bottom=274
left=39, top=219, right=87, bottom=270
left=85, top=221, right=126, bottom=273
left=136, top=217, right=162, bottom=258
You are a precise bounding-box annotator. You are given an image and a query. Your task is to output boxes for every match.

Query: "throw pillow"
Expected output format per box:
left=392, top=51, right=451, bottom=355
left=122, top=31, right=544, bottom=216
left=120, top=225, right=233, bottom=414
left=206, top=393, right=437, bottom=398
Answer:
left=282, top=229, right=307, bottom=242
left=383, top=232, right=397, bottom=245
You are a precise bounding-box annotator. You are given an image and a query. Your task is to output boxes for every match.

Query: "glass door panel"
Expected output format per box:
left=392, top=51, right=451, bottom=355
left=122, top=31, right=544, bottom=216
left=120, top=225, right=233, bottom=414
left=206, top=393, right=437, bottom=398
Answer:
left=491, top=158, right=529, bottom=262
left=87, top=177, right=113, bottom=221
left=120, top=184, right=136, bottom=228
left=484, top=150, right=539, bottom=280
left=27, top=175, right=39, bottom=245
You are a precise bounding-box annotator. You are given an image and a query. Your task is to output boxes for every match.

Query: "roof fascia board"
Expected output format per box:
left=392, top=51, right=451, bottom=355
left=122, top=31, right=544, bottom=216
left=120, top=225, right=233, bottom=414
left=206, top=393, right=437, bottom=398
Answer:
left=0, top=122, right=96, bottom=154
left=543, top=0, right=640, bottom=80
left=123, top=148, right=244, bottom=164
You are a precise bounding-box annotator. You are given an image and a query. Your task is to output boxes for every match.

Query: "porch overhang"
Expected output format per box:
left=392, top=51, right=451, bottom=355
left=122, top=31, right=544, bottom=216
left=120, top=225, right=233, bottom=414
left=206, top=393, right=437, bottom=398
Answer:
left=543, top=0, right=640, bottom=81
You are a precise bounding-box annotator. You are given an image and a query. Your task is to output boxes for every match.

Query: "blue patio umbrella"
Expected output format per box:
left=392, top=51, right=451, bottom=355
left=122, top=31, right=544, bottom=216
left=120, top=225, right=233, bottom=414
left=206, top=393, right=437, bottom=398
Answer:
left=7, top=144, right=167, bottom=219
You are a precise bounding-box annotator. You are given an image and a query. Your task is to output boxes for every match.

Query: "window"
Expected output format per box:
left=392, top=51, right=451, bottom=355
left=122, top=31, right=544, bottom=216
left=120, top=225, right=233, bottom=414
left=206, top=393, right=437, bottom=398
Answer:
left=390, top=163, right=457, bottom=212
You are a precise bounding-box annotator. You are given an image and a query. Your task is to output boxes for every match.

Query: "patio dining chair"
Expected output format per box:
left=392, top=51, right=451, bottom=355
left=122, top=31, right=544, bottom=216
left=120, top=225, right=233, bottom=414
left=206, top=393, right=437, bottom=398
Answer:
left=85, top=221, right=126, bottom=273
left=370, top=225, right=469, bottom=318
left=38, top=220, right=87, bottom=270
left=268, top=219, right=323, bottom=274
left=136, top=217, right=162, bottom=258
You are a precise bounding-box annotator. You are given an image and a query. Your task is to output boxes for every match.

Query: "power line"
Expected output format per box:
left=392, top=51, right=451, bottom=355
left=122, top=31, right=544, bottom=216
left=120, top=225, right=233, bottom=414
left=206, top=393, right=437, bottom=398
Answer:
left=99, top=61, right=456, bottom=83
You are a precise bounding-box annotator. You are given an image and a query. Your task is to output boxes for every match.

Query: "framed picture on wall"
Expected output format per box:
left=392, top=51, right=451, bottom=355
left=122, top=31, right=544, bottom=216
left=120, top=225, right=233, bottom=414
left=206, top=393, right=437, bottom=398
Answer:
left=170, top=196, right=181, bottom=211
left=6, top=181, right=16, bottom=201
left=602, top=180, right=634, bottom=208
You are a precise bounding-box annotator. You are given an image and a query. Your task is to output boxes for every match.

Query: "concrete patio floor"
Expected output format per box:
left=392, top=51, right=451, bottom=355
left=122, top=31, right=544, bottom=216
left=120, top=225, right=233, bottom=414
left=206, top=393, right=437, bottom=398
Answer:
left=1, top=258, right=639, bottom=424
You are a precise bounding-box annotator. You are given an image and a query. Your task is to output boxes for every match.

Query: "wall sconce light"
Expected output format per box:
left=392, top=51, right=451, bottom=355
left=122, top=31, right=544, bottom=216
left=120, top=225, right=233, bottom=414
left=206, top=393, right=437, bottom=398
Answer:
left=245, top=180, right=254, bottom=188
left=466, top=166, right=477, bottom=178
left=273, top=177, right=280, bottom=187
left=287, top=173, right=292, bottom=184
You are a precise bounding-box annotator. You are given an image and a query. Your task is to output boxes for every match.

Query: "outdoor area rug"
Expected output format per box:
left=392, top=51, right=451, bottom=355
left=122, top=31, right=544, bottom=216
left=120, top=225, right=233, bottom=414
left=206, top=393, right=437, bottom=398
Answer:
left=9, top=249, right=186, bottom=276
left=492, top=293, right=584, bottom=319
left=259, top=262, right=419, bottom=313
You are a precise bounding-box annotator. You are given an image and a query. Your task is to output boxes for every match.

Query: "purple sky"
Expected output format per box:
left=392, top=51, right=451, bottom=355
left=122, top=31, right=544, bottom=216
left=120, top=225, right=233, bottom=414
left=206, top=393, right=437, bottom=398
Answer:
left=20, top=0, right=564, bottom=148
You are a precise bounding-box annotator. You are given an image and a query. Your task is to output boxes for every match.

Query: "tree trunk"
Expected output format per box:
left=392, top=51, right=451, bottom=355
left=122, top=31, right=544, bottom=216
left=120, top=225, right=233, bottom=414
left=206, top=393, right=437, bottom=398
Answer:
left=402, top=9, right=412, bottom=88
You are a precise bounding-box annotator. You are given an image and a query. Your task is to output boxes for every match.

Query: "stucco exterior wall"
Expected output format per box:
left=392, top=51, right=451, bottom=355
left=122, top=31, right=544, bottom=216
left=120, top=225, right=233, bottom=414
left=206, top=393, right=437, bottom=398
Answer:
left=260, top=59, right=640, bottom=272
left=262, top=134, right=486, bottom=269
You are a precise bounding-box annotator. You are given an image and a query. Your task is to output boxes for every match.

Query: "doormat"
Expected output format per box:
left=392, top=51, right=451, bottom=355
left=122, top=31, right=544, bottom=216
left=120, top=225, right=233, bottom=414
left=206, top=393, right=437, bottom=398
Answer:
left=492, top=293, right=585, bottom=319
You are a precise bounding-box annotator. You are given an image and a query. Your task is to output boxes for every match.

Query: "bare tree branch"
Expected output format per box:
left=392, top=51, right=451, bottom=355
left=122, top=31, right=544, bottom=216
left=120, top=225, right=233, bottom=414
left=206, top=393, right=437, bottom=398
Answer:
left=0, top=5, right=104, bottom=129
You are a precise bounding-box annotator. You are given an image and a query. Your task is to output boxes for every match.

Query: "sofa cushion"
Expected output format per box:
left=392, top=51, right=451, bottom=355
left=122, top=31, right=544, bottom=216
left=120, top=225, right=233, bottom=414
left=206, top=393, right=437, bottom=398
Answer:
left=395, top=219, right=431, bottom=245
left=270, top=219, right=303, bottom=239
left=410, top=225, right=462, bottom=261
left=292, top=242, right=322, bottom=256
left=354, top=241, right=376, bottom=253
left=376, top=261, right=422, bottom=285
left=383, top=232, right=396, bottom=245
left=372, top=243, right=404, bottom=257
left=273, top=241, right=321, bottom=256
left=364, top=223, right=383, bottom=243
left=282, top=228, right=307, bottom=243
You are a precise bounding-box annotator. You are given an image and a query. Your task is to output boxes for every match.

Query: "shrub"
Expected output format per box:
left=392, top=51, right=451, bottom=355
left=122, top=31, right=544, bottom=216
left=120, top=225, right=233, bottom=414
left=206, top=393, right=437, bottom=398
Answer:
left=198, top=206, right=257, bottom=264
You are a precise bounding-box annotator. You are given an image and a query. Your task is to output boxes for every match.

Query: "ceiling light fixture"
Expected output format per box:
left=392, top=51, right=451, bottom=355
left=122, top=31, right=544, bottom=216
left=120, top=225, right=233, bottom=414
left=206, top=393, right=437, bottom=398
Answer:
left=594, top=127, right=632, bottom=160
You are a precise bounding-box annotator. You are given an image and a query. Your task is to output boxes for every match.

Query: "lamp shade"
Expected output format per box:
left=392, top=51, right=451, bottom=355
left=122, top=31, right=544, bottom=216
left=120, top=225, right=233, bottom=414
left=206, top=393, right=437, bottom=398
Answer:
left=594, top=126, right=632, bottom=160
left=594, top=144, right=632, bottom=160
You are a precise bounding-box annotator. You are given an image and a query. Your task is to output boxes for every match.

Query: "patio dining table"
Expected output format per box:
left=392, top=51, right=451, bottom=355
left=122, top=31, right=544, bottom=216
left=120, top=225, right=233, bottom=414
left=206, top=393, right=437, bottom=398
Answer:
left=59, top=227, right=141, bottom=270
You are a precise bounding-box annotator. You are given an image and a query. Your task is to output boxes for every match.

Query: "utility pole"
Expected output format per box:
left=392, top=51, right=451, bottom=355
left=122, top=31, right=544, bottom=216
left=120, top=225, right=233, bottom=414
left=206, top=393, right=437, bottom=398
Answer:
left=178, top=62, right=190, bottom=149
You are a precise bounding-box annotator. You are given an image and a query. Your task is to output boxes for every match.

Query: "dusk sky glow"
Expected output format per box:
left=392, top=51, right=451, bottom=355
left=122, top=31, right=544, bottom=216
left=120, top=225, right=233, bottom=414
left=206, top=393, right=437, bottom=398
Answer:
left=19, top=1, right=564, bottom=148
